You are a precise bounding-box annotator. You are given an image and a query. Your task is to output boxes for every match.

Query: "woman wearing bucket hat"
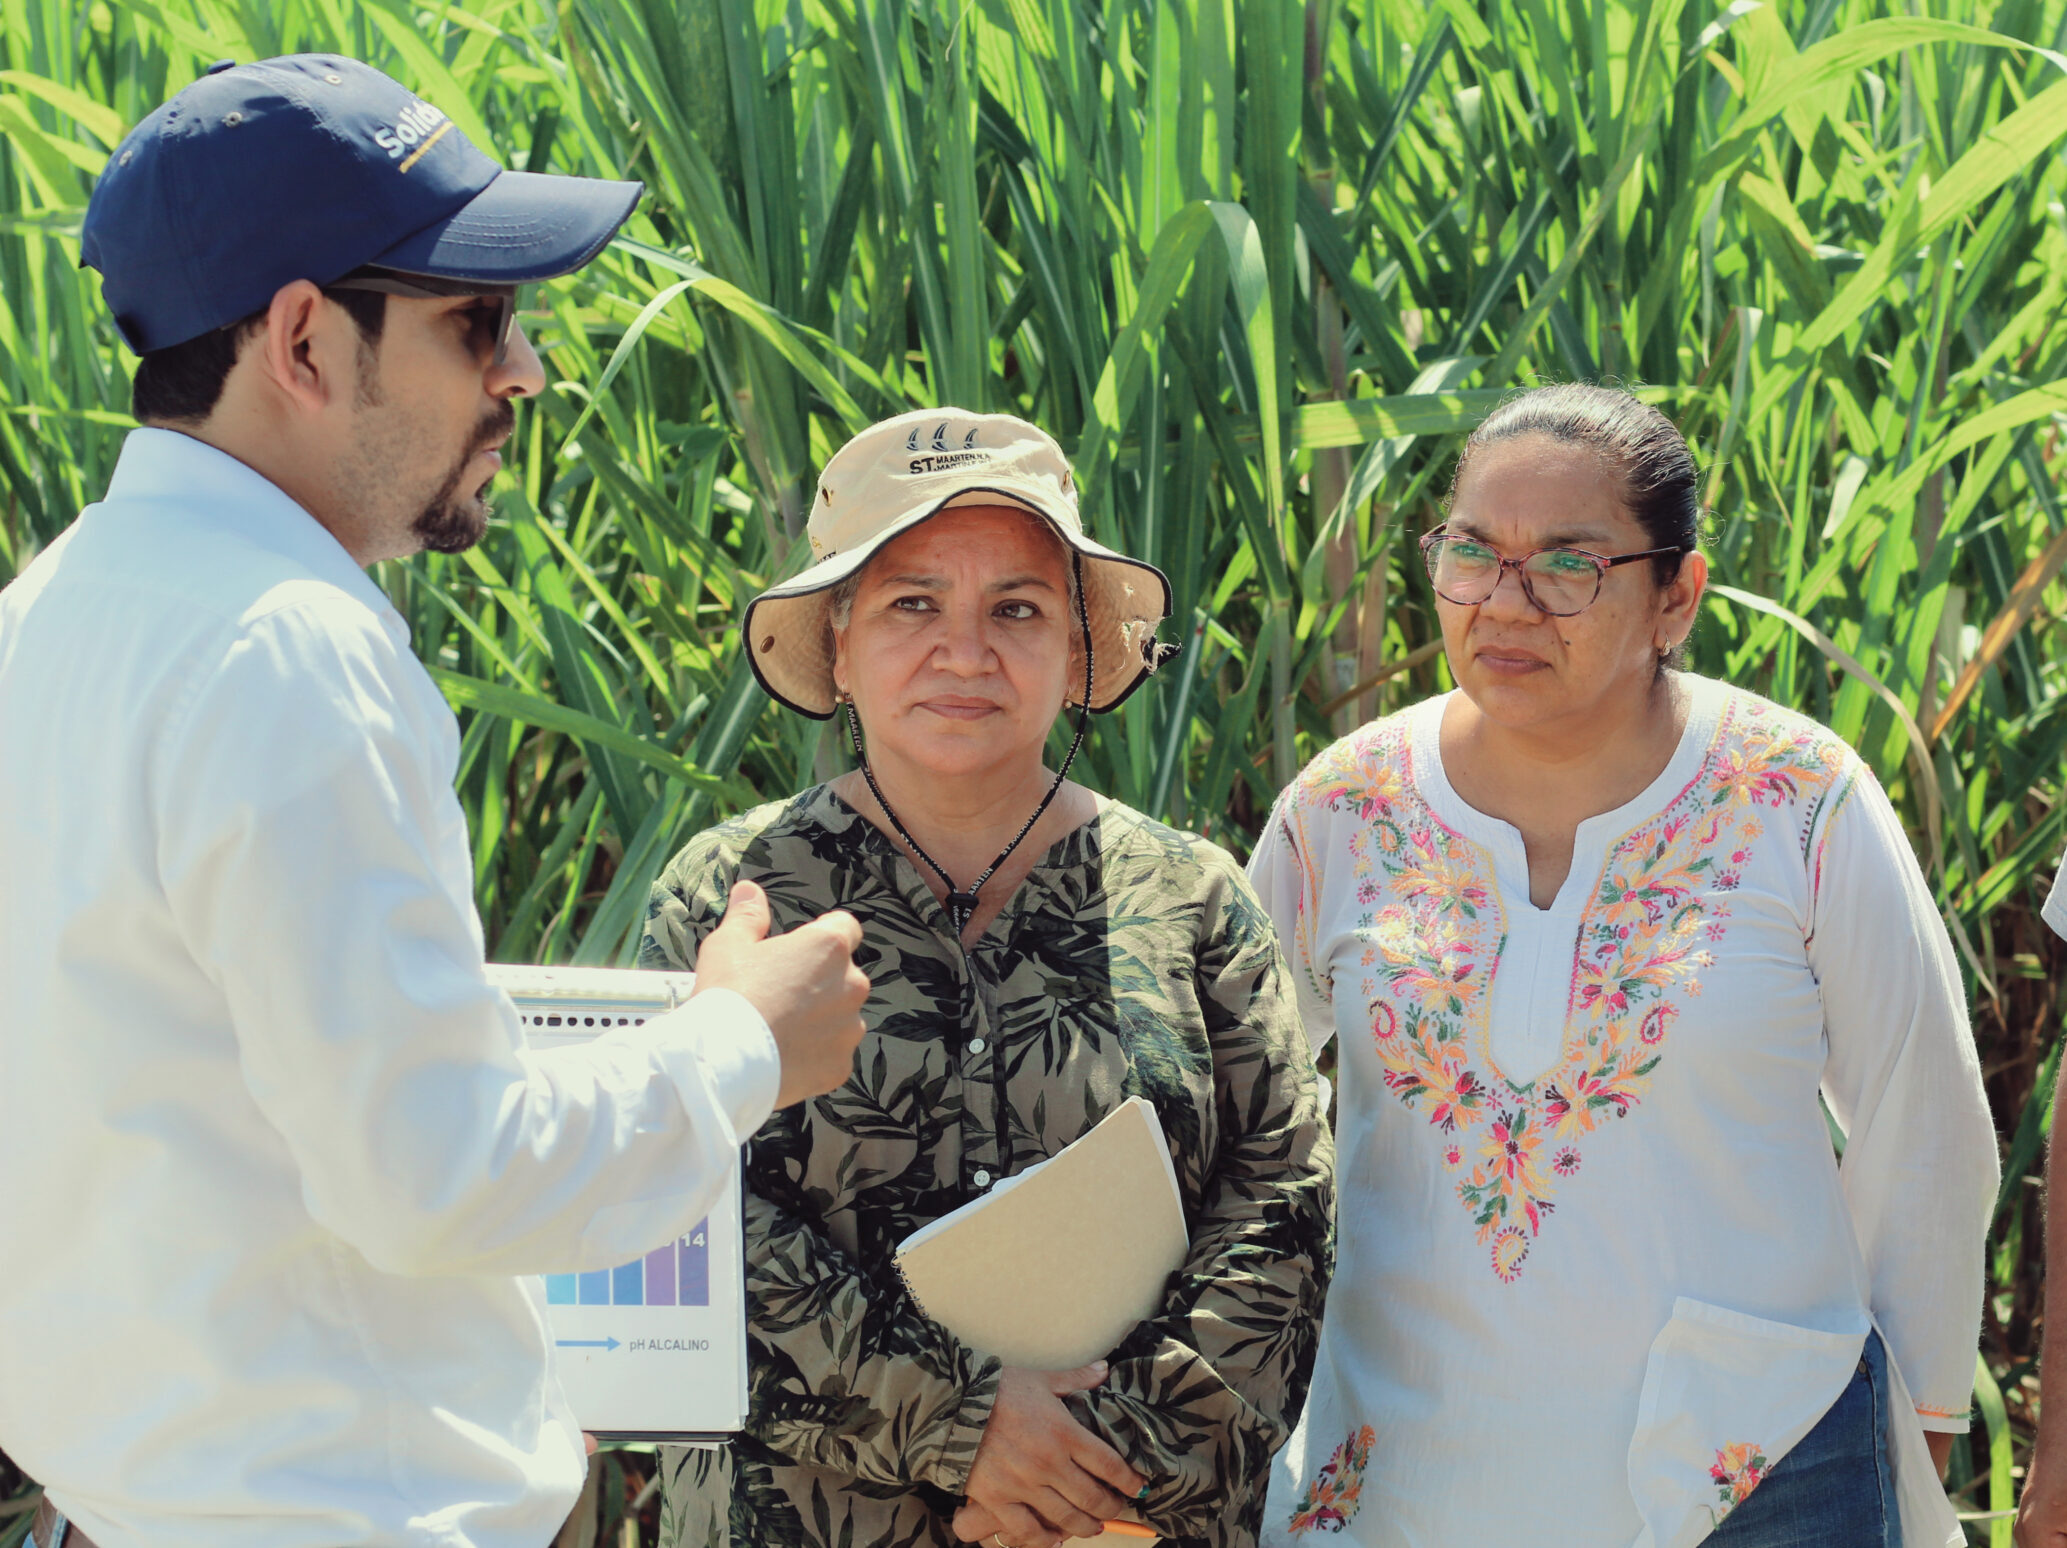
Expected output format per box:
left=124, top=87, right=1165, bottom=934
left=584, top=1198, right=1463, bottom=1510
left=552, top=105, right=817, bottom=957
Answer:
left=642, top=408, right=1334, bottom=1548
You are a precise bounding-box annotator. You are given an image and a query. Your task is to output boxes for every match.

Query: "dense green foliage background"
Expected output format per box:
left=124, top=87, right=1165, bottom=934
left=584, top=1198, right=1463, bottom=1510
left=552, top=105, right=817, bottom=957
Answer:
left=7, top=0, right=2067, bottom=1539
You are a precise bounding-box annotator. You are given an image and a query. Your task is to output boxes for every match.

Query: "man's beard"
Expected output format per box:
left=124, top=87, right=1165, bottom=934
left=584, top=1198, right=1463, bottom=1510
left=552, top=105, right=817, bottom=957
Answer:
left=411, top=401, right=517, bottom=555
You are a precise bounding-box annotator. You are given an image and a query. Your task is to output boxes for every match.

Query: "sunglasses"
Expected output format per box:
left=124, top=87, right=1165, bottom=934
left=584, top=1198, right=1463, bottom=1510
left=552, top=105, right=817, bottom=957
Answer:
left=326, top=268, right=519, bottom=365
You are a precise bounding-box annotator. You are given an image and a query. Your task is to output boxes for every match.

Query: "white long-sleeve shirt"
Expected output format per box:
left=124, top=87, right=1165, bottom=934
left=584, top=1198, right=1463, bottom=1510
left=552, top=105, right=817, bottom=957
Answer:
left=0, top=428, right=780, bottom=1548
left=1248, top=677, right=1996, bottom=1548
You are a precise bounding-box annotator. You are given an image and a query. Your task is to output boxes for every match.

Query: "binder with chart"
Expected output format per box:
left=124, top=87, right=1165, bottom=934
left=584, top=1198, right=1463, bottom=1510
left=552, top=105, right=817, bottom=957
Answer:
left=491, top=964, right=750, bottom=1440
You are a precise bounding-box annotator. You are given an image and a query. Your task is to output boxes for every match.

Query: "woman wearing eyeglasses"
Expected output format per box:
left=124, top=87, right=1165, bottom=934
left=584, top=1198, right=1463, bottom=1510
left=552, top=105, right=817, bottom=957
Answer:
left=1249, top=384, right=1996, bottom=1548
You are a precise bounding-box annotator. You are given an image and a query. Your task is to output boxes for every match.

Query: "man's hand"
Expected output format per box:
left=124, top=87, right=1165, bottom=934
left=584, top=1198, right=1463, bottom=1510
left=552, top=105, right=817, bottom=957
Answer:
left=693, top=880, right=869, bottom=1108
left=2019, top=1433, right=2067, bottom=1547
left=951, top=1363, right=1145, bottom=1548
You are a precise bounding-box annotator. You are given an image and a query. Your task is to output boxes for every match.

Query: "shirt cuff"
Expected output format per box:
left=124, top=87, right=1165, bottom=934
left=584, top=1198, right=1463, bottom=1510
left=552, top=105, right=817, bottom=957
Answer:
left=1916, top=1403, right=1972, bottom=1433
left=914, top=1353, right=1004, bottom=1494
left=649, top=988, right=781, bottom=1144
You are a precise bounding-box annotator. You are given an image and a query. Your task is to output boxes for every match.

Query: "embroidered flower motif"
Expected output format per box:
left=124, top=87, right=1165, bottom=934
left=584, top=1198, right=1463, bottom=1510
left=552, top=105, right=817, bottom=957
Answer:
left=1302, top=696, right=1850, bottom=1282
left=1541, top=1063, right=1646, bottom=1140
left=1374, top=904, right=1485, bottom=1008
left=1287, top=1425, right=1377, bottom=1533
left=1396, top=844, right=1492, bottom=919
left=1461, top=1107, right=1558, bottom=1235
left=1707, top=1441, right=1771, bottom=1524
left=1483, top=1110, right=1545, bottom=1188
left=1423, top=1060, right=1483, bottom=1133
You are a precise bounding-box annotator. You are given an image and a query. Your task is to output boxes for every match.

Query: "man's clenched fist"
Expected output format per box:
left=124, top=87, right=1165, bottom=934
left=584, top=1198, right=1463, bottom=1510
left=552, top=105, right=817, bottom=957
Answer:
left=693, top=880, right=869, bottom=1107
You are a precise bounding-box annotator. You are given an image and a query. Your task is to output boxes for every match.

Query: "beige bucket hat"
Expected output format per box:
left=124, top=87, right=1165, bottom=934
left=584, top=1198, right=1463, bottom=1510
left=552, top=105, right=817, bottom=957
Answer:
left=743, top=407, right=1173, bottom=719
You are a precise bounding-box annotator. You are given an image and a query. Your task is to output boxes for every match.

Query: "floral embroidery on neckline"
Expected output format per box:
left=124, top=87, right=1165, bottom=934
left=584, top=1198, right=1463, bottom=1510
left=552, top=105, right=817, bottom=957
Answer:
left=1286, top=1424, right=1376, bottom=1534
left=1707, top=1441, right=1772, bottom=1524
left=1299, top=692, right=1848, bottom=1281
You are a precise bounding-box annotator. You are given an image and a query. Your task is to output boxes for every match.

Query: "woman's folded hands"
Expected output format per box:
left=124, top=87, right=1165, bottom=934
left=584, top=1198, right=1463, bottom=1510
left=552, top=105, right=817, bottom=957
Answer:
left=951, top=1362, right=1147, bottom=1548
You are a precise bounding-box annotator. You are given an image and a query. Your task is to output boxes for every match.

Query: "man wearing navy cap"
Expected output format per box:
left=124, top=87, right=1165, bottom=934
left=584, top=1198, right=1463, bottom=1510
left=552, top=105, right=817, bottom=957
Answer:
left=0, top=56, right=869, bottom=1548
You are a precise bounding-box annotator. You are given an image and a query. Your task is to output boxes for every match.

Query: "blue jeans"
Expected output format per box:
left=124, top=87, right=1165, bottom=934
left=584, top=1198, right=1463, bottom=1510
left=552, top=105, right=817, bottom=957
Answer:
left=1707, top=1329, right=1897, bottom=1547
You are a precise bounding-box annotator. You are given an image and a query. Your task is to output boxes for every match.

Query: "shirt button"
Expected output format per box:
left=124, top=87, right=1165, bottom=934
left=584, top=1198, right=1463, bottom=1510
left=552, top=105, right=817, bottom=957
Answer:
left=973, top=1169, right=992, bottom=1187
left=968, top=1037, right=986, bottom=1054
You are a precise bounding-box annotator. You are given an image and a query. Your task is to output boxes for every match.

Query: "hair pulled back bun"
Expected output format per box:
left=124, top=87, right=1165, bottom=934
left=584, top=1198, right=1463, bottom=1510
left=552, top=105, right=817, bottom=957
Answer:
left=1449, top=383, right=1700, bottom=586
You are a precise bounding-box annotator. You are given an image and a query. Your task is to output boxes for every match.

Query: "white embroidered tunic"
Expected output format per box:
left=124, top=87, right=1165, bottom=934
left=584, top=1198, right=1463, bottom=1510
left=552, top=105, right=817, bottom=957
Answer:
left=1247, top=678, right=1996, bottom=1548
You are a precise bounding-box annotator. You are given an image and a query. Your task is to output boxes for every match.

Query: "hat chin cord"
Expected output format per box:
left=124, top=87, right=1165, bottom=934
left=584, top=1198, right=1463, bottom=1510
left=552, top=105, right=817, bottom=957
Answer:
left=844, top=551, right=1094, bottom=939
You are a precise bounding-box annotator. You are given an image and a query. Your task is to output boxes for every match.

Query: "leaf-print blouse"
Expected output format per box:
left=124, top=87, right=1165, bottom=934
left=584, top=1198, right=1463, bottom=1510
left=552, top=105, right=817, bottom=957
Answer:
left=1247, top=678, right=1997, bottom=1548
left=641, top=785, right=1335, bottom=1548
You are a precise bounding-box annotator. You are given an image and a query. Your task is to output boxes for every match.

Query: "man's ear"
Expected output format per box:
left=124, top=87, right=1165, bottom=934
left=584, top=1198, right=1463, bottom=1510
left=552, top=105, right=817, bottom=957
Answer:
left=246, top=280, right=358, bottom=416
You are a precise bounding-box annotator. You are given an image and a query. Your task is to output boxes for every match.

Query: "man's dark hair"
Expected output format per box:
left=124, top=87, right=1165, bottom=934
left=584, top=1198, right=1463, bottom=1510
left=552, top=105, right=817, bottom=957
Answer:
left=130, top=288, right=387, bottom=424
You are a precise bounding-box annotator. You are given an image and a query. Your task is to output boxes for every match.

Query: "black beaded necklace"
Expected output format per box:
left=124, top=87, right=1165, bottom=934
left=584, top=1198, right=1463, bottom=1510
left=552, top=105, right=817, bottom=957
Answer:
left=844, top=551, right=1095, bottom=938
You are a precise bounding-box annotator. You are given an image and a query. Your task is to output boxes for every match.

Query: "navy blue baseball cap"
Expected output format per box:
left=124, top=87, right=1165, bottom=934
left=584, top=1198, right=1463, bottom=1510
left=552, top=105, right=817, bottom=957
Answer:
left=81, top=54, right=642, bottom=354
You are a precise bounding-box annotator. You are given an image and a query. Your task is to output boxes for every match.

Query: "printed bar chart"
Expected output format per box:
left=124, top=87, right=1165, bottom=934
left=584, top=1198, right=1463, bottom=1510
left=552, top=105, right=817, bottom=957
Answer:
left=547, top=1220, right=710, bottom=1309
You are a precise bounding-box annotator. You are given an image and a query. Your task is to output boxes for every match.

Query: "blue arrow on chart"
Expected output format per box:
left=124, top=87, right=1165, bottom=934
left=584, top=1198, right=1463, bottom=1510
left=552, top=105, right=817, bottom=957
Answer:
left=557, top=1337, right=621, bottom=1351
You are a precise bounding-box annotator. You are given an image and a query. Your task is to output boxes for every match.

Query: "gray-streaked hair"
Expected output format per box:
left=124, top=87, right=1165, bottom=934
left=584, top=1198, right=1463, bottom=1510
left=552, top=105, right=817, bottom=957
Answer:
left=827, top=568, right=866, bottom=632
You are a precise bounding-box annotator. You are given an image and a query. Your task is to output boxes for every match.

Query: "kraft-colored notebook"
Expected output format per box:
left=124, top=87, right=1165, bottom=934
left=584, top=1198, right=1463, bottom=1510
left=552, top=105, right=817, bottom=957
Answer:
left=895, top=1096, right=1188, bottom=1545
